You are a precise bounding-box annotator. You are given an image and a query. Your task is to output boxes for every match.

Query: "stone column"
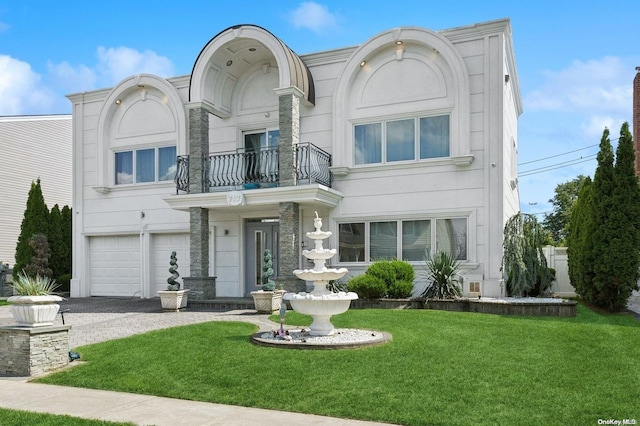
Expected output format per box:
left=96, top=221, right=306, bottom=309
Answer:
left=188, top=106, right=209, bottom=194
left=277, top=201, right=303, bottom=292
left=275, top=86, right=303, bottom=187
left=184, top=105, right=215, bottom=300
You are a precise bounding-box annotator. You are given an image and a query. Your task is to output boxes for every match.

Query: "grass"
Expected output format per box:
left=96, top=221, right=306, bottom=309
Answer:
left=35, top=305, right=640, bottom=425
left=0, top=299, right=9, bottom=306
left=0, top=408, right=134, bottom=425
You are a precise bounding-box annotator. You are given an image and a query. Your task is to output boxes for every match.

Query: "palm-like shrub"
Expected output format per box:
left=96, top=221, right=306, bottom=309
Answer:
left=12, top=271, right=60, bottom=296
left=421, top=251, right=462, bottom=299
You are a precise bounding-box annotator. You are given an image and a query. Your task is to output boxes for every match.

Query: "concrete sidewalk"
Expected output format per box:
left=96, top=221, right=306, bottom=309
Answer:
left=0, top=379, right=391, bottom=425
left=0, top=298, right=395, bottom=425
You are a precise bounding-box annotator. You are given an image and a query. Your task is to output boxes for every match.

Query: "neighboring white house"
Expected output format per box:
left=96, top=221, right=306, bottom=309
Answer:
left=0, top=115, right=73, bottom=267
left=68, top=19, right=521, bottom=299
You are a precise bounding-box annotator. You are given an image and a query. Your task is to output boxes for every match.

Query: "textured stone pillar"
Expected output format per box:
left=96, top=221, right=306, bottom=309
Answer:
left=185, top=106, right=215, bottom=300
left=276, top=87, right=303, bottom=187
left=185, top=207, right=216, bottom=300
left=188, top=107, right=209, bottom=194
left=277, top=202, right=303, bottom=292
left=0, top=325, right=70, bottom=377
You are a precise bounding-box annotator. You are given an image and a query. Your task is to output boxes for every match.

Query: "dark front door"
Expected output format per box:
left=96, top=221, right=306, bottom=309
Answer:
left=244, top=220, right=279, bottom=296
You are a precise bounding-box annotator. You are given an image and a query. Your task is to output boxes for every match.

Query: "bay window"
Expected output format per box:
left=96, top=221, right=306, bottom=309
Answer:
left=338, top=216, right=467, bottom=263
left=115, top=146, right=176, bottom=185
left=354, top=114, right=450, bottom=165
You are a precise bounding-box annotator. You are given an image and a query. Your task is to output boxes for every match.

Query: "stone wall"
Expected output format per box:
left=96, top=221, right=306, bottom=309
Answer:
left=0, top=325, right=70, bottom=377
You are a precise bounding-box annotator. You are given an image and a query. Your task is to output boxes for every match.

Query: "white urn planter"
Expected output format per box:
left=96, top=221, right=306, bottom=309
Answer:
left=8, top=295, right=64, bottom=327
left=158, top=289, right=189, bottom=312
left=251, top=290, right=284, bottom=314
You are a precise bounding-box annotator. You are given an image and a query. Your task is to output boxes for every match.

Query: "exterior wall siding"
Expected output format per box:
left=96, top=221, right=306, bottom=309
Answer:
left=0, top=116, right=72, bottom=266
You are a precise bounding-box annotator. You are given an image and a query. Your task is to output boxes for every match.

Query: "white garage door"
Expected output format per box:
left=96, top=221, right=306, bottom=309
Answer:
left=89, top=235, right=140, bottom=297
left=152, top=233, right=190, bottom=296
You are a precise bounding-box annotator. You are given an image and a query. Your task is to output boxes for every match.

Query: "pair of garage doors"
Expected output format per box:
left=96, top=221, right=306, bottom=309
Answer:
left=88, top=234, right=190, bottom=297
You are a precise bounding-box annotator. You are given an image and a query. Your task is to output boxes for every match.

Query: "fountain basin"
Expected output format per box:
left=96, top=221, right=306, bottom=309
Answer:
left=284, top=291, right=358, bottom=336
left=302, top=248, right=336, bottom=260
left=293, top=268, right=348, bottom=282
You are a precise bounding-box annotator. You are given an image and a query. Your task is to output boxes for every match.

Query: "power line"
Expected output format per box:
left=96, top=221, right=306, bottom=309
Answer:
left=518, top=144, right=599, bottom=166
left=518, top=155, right=597, bottom=177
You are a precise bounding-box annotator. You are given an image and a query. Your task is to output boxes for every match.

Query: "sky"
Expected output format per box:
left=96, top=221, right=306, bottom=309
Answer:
left=1, top=0, right=638, bottom=216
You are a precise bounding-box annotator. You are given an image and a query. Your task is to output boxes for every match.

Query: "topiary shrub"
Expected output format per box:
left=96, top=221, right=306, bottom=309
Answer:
left=387, top=280, right=414, bottom=298
left=347, top=274, right=387, bottom=299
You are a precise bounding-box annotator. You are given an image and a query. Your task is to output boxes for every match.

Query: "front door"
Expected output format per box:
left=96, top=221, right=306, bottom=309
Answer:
left=245, top=220, right=279, bottom=296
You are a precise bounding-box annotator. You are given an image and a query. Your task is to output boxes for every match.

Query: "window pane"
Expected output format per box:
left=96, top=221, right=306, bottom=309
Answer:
left=354, top=123, right=382, bottom=165
left=339, top=223, right=365, bottom=262
left=158, top=146, right=176, bottom=182
left=136, top=149, right=155, bottom=183
left=244, top=133, right=263, bottom=152
left=115, top=151, right=133, bottom=185
left=402, top=220, right=431, bottom=261
left=267, top=130, right=279, bottom=149
left=420, top=115, right=450, bottom=158
left=386, top=119, right=415, bottom=162
left=436, top=218, right=467, bottom=260
left=370, top=221, right=397, bottom=260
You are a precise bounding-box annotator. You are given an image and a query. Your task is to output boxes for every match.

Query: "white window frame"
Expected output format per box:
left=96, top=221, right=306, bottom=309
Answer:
left=353, top=113, right=451, bottom=166
left=114, top=145, right=176, bottom=186
left=337, top=216, right=469, bottom=264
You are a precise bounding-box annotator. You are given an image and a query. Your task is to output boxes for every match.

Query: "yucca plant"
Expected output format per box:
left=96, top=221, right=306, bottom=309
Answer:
left=11, top=271, right=60, bottom=296
left=421, top=251, right=462, bottom=299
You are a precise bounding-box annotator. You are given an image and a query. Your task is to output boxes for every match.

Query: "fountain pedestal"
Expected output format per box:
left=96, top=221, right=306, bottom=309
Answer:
left=283, top=214, right=358, bottom=336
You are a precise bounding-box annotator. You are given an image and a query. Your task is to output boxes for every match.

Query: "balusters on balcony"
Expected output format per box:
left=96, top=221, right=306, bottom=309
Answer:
left=174, top=143, right=332, bottom=194
left=296, top=143, right=332, bottom=187
left=174, top=155, right=190, bottom=194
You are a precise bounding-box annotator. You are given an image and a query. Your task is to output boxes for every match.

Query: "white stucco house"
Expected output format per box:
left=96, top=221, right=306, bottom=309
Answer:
left=0, top=115, right=72, bottom=268
left=69, top=19, right=521, bottom=300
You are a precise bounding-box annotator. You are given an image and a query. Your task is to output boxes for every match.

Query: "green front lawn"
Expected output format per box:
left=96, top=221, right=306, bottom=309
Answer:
left=0, top=299, right=9, bottom=306
left=0, top=408, right=134, bottom=425
left=36, top=305, right=640, bottom=425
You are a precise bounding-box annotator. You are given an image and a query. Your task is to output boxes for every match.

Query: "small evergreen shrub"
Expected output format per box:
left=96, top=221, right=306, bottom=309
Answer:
left=387, top=280, right=414, bottom=298
left=365, top=261, right=396, bottom=286
left=365, top=259, right=415, bottom=298
left=347, top=274, right=387, bottom=299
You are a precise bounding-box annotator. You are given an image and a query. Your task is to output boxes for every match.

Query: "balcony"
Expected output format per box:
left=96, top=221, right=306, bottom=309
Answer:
left=175, top=142, right=333, bottom=194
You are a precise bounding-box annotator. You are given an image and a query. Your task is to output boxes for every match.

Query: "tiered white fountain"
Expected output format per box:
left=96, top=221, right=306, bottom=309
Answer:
left=283, top=213, right=358, bottom=336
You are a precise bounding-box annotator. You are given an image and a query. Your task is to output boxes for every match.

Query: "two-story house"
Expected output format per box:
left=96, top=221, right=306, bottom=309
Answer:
left=68, top=19, right=520, bottom=300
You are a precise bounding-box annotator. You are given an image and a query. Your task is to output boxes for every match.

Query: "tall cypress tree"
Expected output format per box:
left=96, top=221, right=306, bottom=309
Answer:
left=14, top=179, right=50, bottom=278
left=604, top=122, right=640, bottom=311
left=48, top=204, right=66, bottom=282
left=60, top=205, right=72, bottom=277
left=589, top=128, right=616, bottom=306
left=567, top=177, right=595, bottom=300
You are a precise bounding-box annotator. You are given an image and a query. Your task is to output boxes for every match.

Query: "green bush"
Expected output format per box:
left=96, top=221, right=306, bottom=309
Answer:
left=347, top=274, right=387, bottom=299
left=366, top=259, right=415, bottom=296
left=387, top=280, right=414, bottom=298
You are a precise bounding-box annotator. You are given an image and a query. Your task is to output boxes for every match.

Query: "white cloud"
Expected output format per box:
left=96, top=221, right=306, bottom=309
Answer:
left=524, top=56, right=632, bottom=116
left=0, top=55, right=57, bottom=115
left=289, top=1, right=339, bottom=34
left=47, top=60, right=97, bottom=93
left=95, top=46, right=174, bottom=86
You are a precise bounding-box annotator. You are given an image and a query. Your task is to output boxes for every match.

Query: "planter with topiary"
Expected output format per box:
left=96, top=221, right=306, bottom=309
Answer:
left=158, top=251, right=189, bottom=311
left=8, top=271, right=63, bottom=327
left=251, top=249, right=284, bottom=313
